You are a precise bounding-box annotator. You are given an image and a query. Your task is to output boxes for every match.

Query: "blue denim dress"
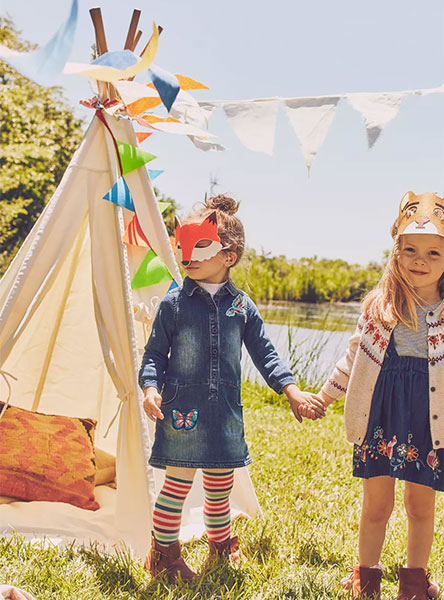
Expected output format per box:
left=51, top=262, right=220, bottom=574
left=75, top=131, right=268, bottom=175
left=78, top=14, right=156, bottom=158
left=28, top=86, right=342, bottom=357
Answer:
left=139, top=277, right=295, bottom=469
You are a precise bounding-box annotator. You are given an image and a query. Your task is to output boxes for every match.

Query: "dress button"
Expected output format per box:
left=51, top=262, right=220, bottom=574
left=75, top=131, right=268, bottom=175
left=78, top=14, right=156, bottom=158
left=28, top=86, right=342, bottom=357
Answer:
left=431, top=386, right=436, bottom=392
left=433, top=414, right=438, bottom=420
left=429, top=311, right=434, bottom=317
left=435, top=440, right=440, bottom=446
left=430, top=360, right=436, bottom=366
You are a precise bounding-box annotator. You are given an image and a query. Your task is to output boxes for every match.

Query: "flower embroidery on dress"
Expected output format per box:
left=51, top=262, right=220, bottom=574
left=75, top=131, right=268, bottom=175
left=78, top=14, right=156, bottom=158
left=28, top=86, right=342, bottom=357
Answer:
left=355, top=427, right=436, bottom=475
left=226, top=294, right=247, bottom=322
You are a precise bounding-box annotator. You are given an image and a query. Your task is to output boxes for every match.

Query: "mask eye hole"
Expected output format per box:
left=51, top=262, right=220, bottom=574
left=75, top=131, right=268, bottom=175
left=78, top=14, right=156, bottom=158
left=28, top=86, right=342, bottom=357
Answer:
left=406, top=206, right=417, bottom=218
left=434, top=207, right=444, bottom=221
left=195, top=239, right=212, bottom=248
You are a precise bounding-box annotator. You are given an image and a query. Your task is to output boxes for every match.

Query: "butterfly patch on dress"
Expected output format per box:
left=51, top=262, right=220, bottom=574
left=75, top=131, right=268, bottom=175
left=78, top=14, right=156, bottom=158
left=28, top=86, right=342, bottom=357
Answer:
left=171, top=409, right=198, bottom=430
left=226, top=294, right=247, bottom=322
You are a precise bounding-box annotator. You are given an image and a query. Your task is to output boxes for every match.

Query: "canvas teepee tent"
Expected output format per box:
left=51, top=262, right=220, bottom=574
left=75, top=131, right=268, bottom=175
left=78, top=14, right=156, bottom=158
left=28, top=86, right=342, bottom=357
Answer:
left=0, top=8, right=260, bottom=559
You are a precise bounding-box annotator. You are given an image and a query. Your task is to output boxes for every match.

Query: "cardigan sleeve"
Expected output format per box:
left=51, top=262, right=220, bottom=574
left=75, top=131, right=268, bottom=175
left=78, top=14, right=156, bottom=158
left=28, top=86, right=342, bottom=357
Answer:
left=321, top=313, right=364, bottom=401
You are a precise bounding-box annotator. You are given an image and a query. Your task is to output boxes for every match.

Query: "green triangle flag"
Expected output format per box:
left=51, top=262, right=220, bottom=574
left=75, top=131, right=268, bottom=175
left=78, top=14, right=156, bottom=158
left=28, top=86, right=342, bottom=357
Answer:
left=158, top=201, right=171, bottom=214
left=117, top=141, right=156, bottom=176
left=131, top=249, right=172, bottom=289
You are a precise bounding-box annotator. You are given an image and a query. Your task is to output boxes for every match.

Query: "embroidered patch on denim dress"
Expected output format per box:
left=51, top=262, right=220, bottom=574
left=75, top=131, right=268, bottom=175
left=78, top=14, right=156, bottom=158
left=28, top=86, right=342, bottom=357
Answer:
left=226, top=293, right=247, bottom=322
left=171, top=409, right=198, bottom=430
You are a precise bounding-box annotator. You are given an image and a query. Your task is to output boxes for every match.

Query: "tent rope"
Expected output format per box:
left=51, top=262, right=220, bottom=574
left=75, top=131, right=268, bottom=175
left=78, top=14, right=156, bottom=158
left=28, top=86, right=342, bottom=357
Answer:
left=0, top=369, right=18, bottom=421
left=103, top=390, right=132, bottom=438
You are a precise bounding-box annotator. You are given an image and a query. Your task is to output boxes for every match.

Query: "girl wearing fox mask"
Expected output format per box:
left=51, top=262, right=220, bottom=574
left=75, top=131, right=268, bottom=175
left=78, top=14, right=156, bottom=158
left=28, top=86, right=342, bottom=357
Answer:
left=139, top=194, right=325, bottom=581
left=320, top=192, right=444, bottom=600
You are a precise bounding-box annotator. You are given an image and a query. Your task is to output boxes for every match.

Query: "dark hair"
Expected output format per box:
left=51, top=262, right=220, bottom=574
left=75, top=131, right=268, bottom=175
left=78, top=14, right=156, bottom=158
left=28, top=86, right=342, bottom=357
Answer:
left=186, top=194, right=245, bottom=266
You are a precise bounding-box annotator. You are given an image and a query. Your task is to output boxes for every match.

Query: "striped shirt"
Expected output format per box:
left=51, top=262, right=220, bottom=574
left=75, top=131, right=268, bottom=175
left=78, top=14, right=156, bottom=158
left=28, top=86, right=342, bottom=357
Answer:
left=393, top=301, right=442, bottom=358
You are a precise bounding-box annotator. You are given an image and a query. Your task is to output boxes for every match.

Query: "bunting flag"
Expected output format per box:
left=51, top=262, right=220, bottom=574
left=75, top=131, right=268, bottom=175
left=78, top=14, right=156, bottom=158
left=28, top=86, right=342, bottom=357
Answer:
left=196, top=84, right=444, bottom=169
left=64, top=21, right=159, bottom=81
left=0, top=0, right=78, bottom=86
left=222, top=100, right=279, bottom=156
left=158, top=201, right=170, bottom=214
left=148, top=169, right=164, bottom=181
left=136, top=132, right=152, bottom=144
left=122, top=214, right=150, bottom=247
left=131, top=249, right=172, bottom=289
left=103, top=177, right=134, bottom=212
left=148, top=64, right=181, bottom=112
left=114, top=80, right=161, bottom=106
left=117, top=141, right=156, bottom=175
left=175, top=74, right=209, bottom=91
left=284, top=97, right=340, bottom=172
left=347, top=92, right=404, bottom=148
left=168, top=280, right=179, bottom=292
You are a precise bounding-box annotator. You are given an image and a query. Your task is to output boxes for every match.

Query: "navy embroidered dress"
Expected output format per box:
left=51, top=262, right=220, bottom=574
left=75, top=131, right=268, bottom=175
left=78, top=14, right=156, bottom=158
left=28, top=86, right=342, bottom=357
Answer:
left=353, top=336, right=443, bottom=491
left=139, top=277, right=295, bottom=469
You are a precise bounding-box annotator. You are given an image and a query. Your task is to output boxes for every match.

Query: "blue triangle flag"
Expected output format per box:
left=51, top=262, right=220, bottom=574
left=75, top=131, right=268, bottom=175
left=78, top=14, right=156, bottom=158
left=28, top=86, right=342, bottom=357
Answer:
left=168, top=280, right=179, bottom=292
left=148, top=64, right=180, bottom=112
left=148, top=169, right=164, bottom=181
left=103, top=177, right=135, bottom=212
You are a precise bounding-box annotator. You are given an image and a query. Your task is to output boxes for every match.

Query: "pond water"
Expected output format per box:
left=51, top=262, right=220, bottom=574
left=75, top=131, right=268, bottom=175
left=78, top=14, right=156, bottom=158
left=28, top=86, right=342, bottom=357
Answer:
left=242, top=301, right=361, bottom=388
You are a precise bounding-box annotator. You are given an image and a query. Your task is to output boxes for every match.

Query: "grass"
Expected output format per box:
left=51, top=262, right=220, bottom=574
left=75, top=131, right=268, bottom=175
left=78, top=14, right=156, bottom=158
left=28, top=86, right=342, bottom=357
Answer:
left=1, top=381, right=443, bottom=599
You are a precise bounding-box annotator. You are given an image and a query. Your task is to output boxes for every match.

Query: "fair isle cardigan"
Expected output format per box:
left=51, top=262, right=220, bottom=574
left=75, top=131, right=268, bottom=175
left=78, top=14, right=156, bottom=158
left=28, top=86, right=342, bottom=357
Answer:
left=321, top=301, right=444, bottom=450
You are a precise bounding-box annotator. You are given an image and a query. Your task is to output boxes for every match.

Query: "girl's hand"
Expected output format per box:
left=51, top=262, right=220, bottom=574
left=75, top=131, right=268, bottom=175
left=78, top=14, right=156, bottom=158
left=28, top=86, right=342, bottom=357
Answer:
left=282, top=384, right=326, bottom=422
left=143, top=386, right=164, bottom=422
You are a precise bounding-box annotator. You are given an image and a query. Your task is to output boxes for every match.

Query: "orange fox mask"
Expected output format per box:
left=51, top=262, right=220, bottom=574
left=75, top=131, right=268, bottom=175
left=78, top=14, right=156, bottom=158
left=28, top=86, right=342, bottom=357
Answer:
left=175, top=212, right=223, bottom=265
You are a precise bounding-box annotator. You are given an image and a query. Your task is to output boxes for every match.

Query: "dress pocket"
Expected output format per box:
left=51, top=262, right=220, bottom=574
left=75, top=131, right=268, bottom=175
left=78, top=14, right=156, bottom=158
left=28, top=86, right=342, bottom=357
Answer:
left=160, top=382, right=179, bottom=406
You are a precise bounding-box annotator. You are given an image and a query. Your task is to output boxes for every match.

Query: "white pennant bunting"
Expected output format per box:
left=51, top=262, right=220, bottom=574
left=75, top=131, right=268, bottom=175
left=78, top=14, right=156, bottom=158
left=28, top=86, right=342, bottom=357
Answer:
left=284, top=97, right=340, bottom=173
left=222, top=100, right=279, bottom=156
left=347, top=92, right=404, bottom=148
left=171, top=98, right=224, bottom=151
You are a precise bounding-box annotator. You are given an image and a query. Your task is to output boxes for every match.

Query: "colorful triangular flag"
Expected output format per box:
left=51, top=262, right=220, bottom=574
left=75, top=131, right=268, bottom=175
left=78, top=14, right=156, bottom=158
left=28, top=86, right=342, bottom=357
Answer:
left=117, top=141, right=156, bottom=176
left=103, top=176, right=134, bottom=211
left=131, top=249, right=173, bottom=289
left=136, top=132, right=152, bottom=144
left=122, top=213, right=151, bottom=247
left=148, top=64, right=180, bottom=112
left=148, top=169, right=164, bottom=181
left=158, top=201, right=170, bottom=214
left=168, top=280, right=179, bottom=292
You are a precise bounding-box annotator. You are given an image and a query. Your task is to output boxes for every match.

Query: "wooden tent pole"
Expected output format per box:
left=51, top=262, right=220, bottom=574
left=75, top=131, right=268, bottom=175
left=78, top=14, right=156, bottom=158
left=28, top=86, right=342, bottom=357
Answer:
left=89, top=8, right=108, bottom=55
left=132, top=30, right=143, bottom=52
left=124, top=9, right=141, bottom=50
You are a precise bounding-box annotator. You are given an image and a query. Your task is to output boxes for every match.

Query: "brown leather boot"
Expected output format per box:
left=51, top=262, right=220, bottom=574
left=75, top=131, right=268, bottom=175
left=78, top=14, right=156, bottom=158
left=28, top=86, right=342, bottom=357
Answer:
left=397, top=567, right=440, bottom=600
left=144, top=533, right=199, bottom=582
left=341, top=565, right=382, bottom=599
left=207, top=535, right=240, bottom=564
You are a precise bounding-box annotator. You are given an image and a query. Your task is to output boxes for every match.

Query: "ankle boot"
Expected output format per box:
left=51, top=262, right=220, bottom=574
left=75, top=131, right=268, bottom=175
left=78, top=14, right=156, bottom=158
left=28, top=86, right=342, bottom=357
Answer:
left=144, top=533, right=199, bottom=582
left=207, top=535, right=240, bottom=564
left=341, top=565, right=382, bottom=599
left=397, top=567, right=439, bottom=600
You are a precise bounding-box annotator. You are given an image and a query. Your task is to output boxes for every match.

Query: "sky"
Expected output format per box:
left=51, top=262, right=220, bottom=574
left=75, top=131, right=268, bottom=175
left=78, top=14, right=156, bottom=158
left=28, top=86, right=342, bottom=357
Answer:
left=1, top=0, right=444, bottom=264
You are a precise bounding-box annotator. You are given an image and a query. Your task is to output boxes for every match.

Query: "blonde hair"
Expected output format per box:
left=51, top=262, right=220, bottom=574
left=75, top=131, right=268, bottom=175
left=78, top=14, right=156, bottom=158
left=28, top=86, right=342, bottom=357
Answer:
left=185, top=194, right=245, bottom=266
left=362, top=230, right=444, bottom=329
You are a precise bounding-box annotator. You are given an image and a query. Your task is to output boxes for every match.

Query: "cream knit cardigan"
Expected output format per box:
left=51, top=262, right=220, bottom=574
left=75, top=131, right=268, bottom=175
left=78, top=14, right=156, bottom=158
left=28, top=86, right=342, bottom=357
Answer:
left=321, top=301, right=444, bottom=450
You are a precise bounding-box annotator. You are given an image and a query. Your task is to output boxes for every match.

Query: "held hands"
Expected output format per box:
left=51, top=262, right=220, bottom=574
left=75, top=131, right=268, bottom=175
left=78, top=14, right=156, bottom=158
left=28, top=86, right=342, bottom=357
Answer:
left=282, top=383, right=328, bottom=423
left=143, top=386, right=164, bottom=422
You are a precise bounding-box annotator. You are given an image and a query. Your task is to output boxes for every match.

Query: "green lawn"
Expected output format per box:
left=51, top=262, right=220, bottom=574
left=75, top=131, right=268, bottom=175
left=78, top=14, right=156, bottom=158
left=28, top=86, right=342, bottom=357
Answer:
left=1, top=381, right=443, bottom=599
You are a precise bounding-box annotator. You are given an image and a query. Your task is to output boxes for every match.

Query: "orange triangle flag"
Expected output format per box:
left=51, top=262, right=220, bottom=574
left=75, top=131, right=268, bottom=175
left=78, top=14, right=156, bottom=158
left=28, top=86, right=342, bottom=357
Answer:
left=175, top=74, right=209, bottom=90
left=122, top=213, right=151, bottom=247
left=127, top=96, right=162, bottom=116
left=136, top=132, right=152, bottom=143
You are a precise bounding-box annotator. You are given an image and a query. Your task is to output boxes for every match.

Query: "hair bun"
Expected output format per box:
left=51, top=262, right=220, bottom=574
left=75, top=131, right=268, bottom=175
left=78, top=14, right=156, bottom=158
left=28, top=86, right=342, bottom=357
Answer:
left=205, top=194, right=239, bottom=215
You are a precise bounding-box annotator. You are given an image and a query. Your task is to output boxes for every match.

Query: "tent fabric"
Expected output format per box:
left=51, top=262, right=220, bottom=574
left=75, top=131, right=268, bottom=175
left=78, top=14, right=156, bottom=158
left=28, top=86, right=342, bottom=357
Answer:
left=0, top=113, right=260, bottom=558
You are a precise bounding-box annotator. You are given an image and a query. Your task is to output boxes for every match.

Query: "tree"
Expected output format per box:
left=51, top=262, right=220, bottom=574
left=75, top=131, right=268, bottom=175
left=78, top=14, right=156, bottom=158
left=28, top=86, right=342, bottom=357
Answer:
left=0, top=16, right=84, bottom=275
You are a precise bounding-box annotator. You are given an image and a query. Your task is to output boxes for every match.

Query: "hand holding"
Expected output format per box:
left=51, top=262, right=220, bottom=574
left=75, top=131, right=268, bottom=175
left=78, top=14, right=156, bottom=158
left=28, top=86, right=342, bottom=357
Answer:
left=143, top=386, right=164, bottom=422
left=282, top=384, right=326, bottom=422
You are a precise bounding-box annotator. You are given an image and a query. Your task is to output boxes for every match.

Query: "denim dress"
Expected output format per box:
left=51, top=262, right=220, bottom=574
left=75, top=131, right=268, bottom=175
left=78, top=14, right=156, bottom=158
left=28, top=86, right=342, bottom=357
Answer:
left=139, top=277, right=295, bottom=469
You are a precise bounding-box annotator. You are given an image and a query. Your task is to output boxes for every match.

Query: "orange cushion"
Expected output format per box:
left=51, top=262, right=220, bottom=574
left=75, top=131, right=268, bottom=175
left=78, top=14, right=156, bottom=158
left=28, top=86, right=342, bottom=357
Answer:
left=0, top=403, right=99, bottom=510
